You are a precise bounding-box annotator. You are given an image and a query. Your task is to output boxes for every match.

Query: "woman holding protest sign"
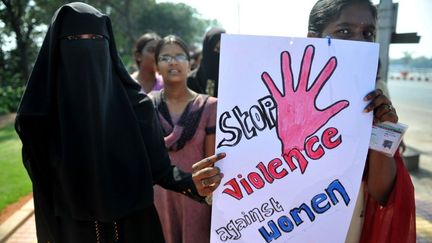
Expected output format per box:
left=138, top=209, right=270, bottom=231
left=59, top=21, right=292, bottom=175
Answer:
left=150, top=35, right=217, bottom=243
left=15, top=3, right=224, bottom=242
left=307, top=0, right=415, bottom=242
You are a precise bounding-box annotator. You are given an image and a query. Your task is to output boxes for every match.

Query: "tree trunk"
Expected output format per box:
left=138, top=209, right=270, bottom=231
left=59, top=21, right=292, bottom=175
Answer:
left=16, top=39, right=29, bottom=81
left=2, top=0, right=31, bottom=82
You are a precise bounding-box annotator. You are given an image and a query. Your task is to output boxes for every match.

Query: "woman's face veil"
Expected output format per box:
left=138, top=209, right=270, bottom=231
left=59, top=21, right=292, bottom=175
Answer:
left=15, top=2, right=168, bottom=221
left=201, top=27, right=226, bottom=81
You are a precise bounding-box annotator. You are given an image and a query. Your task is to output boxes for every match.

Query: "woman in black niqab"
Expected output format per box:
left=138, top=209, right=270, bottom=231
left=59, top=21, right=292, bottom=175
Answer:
left=15, top=2, right=221, bottom=242
left=187, top=27, right=225, bottom=97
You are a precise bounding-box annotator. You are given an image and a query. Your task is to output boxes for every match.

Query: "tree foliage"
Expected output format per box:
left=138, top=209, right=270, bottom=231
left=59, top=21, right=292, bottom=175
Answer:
left=0, top=0, right=220, bottom=113
left=139, top=2, right=213, bottom=46
left=1, top=0, right=219, bottom=80
left=1, top=0, right=49, bottom=82
left=390, top=52, right=432, bottom=69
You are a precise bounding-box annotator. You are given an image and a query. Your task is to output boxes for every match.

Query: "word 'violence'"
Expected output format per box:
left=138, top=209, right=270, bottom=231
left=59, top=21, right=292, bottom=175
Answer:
left=222, top=126, right=342, bottom=200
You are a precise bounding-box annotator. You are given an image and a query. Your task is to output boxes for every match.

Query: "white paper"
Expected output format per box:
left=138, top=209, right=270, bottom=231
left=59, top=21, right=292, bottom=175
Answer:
left=211, top=34, right=379, bottom=243
left=370, top=122, right=408, bottom=157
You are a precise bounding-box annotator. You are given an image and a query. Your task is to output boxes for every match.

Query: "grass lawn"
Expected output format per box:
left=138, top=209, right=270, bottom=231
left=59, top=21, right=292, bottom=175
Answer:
left=0, top=122, right=32, bottom=213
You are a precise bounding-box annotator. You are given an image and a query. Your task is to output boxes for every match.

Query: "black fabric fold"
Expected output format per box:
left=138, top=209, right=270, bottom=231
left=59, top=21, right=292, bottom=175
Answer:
left=187, top=27, right=225, bottom=97
left=15, top=3, right=201, bottom=233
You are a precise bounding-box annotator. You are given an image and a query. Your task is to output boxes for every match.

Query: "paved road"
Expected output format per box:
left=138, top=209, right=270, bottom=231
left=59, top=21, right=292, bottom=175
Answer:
left=389, top=80, right=432, bottom=242
left=388, top=80, right=432, bottom=154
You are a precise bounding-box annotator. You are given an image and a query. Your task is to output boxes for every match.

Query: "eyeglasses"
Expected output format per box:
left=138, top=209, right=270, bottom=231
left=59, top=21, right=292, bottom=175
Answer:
left=158, top=54, right=188, bottom=63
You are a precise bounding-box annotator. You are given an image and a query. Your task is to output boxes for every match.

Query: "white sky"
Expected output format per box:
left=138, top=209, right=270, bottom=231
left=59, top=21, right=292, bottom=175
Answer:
left=158, top=0, right=432, bottom=59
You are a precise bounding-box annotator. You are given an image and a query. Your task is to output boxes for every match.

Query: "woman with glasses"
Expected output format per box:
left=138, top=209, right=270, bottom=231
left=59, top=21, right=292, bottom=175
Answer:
left=131, top=32, right=164, bottom=94
left=150, top=35, right=217, bottom=243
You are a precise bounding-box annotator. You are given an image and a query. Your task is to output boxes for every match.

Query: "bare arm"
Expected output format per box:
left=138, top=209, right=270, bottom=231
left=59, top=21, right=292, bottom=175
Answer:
left=204, top=134, right=216, bottom=157
left=363, top=89, right=399, bottom=205
left=366, top=151, right=397, bottom=205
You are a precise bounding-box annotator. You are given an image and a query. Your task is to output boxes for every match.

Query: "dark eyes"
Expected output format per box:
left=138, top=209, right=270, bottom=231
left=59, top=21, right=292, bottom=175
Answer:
left=335, top=28, right=375, bottom=41
left=63, top=34, right=105, bottom=40
left=338, top=29, right=350, bottom=35
left=363, top=31, right=375, bottom=38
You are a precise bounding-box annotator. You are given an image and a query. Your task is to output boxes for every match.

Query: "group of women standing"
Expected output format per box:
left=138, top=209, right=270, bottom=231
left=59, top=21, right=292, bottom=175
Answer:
left=129, top=26, right=224, bottom=243
left=15, top=2, right=223, bottom=243
left=15, top=0, right=415, bottom=242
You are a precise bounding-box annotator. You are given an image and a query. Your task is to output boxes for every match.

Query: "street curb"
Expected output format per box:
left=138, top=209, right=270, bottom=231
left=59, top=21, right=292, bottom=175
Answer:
left=0, top=199, right=34, bottom=242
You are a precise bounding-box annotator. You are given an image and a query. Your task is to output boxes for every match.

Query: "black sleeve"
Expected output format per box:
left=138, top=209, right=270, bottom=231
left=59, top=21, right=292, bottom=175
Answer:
left=134, top=95, right=206, bottom=203
left=157, top=166, right=206, bottom=203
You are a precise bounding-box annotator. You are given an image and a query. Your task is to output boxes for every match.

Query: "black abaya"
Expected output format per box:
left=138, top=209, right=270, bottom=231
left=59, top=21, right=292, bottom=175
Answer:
left=15, top=2, right=204, bottom=242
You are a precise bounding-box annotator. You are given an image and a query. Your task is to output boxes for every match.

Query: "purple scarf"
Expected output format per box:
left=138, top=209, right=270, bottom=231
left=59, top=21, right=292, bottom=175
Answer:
left=152, top=91, right=209, bottom=151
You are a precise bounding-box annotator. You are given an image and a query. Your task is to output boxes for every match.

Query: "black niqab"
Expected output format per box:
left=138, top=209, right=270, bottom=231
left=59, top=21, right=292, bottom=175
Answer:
left=201, top=27, right=225, bottom=81
left=187, top=27, right=225, bottom=97
left=15, top=3, right=195, bottom=231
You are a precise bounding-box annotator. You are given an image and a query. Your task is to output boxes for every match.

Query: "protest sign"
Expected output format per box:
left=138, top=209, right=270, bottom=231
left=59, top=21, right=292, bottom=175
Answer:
left=212, top=34, right=379, bottom=243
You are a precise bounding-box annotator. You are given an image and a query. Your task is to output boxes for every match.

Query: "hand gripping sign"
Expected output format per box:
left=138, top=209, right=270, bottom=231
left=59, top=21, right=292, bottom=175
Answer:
left=212, top=35, right=378, bottom=243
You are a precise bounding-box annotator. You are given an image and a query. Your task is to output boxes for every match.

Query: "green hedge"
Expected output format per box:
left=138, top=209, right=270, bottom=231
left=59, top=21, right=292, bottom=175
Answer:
left=0, top=123, right=32, bottom=213
left=0, top=86, right=25, bottom=115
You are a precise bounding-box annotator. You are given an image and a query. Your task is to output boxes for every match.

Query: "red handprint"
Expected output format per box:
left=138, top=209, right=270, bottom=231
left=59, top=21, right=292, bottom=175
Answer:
left=261, top=45, right=349, bottom=154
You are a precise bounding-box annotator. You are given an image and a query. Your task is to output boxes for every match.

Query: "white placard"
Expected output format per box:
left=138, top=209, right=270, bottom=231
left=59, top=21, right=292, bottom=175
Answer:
left=212, top=34, right=379, bottom=243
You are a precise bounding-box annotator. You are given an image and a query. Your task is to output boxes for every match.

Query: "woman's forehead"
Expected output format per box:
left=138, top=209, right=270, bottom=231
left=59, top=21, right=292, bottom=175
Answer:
left=333, top=3, right=376, bottom=26
left=160, top=43, right=185, bottom=53
left=146, top=39, right=159, bottom=47
left=59, top=8, right=109, bottom=38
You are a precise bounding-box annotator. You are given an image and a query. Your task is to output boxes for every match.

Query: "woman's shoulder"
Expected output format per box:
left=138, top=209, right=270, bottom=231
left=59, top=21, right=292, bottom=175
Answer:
left=153, top=74, right=164, bottom=91
left=194, top=94, right=217, bottom=116
left=195, top=93, right=217, bottom=106
left=130, top=71, right=139, bottom=80
left=206, top=95, right=217, bottom=105
left=147, top=90, right=164, bottom=106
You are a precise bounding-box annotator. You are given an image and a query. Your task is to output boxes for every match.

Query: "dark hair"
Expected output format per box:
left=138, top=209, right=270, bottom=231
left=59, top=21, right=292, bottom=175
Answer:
left=154, top=35, right=191, bottom=64
left=133, top=32, right=161, bottom=66
left=308, top=0, right=377, bottom=36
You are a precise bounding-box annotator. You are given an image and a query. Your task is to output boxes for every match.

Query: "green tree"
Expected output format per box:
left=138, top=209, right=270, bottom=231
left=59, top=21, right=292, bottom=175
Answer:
left=410, top=56, right=432, bottom=69
left=1, top=0, right=218, bottom=75
left=139, top=2, right=213, bottom=45
left=401, top=51, right=413, bottom=68
left=0, top=0, right=56, bottom=82
left=81, top=0, right=158, bottom=59
left=78, top=0, right=218, bottom=67
left=0, top=0, right=219, bottom=113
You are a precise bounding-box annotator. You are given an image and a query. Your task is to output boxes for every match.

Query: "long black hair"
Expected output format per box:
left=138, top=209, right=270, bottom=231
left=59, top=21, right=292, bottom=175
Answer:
left=308, top=0, right=377, bottom=36
left=133, top=32, right=161, bottom=66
